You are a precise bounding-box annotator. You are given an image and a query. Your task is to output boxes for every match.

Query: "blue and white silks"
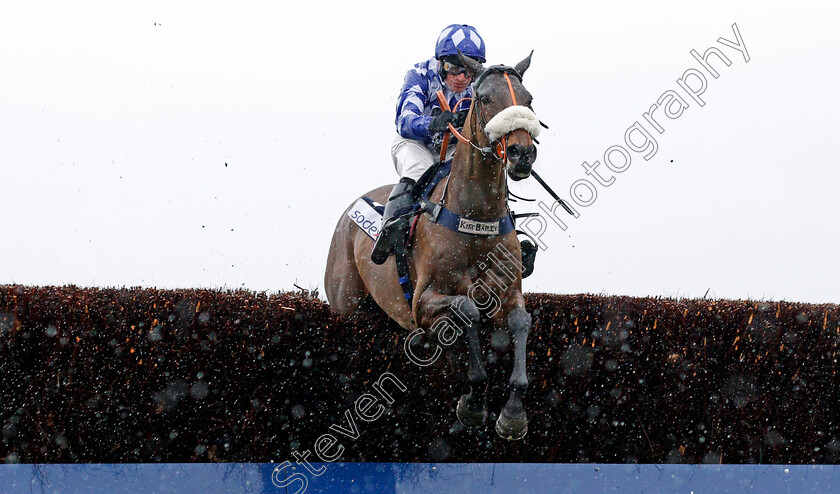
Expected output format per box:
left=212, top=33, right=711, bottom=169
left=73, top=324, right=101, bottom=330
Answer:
left=394, top=57, right=473, bottom=152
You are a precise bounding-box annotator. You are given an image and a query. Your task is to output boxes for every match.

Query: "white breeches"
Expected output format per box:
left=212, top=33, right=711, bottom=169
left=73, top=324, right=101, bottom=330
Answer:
left=391, top=135, right=456, bottom=181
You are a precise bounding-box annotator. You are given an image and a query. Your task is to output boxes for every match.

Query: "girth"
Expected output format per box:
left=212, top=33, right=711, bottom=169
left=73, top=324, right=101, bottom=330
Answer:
left=413, top=160, right=515, bottom=237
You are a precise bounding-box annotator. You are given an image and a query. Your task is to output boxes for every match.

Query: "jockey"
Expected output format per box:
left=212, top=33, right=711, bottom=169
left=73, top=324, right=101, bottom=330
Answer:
left=371, top=24, right=485, bottom=265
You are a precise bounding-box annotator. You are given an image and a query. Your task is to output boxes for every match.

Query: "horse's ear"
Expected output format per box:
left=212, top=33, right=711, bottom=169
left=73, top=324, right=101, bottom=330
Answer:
left=515, top=50, right=534, bottom=77
left=457, top=49, right=485, bottom=79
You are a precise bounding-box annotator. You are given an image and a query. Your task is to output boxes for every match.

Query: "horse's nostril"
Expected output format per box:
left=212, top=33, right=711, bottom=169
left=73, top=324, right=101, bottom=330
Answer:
left=524, top=145, right=536, bottom=162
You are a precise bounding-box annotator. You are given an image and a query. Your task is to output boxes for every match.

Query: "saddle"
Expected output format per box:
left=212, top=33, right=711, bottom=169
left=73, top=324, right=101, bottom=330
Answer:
left=354, top=160, right=535, bottom=307
left=402, top=160, right=517, bottom=237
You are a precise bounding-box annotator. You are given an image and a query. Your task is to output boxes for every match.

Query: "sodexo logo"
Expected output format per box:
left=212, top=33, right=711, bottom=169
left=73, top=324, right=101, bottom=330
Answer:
left=347, top=198, right=383, bottom=240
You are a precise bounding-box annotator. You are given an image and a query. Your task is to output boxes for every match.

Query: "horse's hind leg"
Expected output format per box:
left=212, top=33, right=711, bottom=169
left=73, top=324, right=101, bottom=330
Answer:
left=416, top=291, right=487, bottom=429
left=496, top=306, right=532, bottom=440
left=324, top=218, right=369, bottom=316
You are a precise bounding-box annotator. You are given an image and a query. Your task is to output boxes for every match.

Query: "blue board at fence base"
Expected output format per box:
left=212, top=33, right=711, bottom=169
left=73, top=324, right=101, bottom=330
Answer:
left=1, top=463, right=838, bottom=493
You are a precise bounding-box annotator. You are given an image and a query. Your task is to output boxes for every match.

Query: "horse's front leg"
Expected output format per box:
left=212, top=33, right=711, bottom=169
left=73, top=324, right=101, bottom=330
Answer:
left=415, top=290, right=487, bottom=429
left=496, top=305, right=531, bottom=440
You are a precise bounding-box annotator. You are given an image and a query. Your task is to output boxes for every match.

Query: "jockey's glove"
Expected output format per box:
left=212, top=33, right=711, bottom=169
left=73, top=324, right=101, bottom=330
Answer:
left=428, top=110, right=468, bottom=134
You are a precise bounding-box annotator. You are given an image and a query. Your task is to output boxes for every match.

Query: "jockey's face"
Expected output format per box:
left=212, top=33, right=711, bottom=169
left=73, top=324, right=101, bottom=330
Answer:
left=444, top=70, right=472, bottom=93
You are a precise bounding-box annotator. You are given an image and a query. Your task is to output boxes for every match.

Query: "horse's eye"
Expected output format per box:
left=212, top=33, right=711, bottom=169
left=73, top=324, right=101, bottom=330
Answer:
left=480, top=94, right=491, bottom=104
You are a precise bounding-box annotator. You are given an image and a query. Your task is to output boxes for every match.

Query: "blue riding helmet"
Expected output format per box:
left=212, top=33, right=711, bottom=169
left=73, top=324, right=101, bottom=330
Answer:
left=435, top=24, right=485, bottom=63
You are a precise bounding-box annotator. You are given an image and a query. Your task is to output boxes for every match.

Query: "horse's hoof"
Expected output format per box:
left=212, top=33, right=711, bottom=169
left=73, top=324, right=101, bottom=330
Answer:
left=495, top=409, right=528, bottom=440
left=456, top=395, right=487, bottom=430
left=520, top=239, right=537, bottom=279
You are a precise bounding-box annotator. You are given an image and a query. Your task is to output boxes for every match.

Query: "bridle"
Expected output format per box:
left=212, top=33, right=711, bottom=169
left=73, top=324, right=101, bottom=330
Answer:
left=439, top=59, right=576, bottom=217
left=444, top=65, right=533, bottom=162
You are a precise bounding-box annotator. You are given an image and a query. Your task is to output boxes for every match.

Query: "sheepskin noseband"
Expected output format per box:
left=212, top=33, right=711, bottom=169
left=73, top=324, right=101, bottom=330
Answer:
left=483, top=106, right=541, bottom=142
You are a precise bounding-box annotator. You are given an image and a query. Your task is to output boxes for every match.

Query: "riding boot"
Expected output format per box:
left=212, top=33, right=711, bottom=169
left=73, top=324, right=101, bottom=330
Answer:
left=520, top=239, right=537, bottom=278
left=371, top=177, right=416, bottom=265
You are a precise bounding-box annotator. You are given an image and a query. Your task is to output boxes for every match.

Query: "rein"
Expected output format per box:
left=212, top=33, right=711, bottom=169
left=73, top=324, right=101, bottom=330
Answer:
left=436, top=65, right=529, bottom=161
left=432, top=63, right=577, bottom=221
left=435, top=92, right=474, bottom=161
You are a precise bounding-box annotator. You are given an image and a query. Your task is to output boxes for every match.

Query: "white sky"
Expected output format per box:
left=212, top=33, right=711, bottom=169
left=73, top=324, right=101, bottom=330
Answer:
left=2, top=1, right=838, bottom=303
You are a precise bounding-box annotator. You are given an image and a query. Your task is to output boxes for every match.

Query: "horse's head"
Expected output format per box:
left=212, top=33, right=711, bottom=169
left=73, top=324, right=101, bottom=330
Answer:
left=459, top=51, right=540, bottom=181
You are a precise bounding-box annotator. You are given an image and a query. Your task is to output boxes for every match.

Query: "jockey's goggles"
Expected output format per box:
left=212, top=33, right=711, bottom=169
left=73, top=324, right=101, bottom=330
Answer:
left=442, top=60, right=474, bottom=78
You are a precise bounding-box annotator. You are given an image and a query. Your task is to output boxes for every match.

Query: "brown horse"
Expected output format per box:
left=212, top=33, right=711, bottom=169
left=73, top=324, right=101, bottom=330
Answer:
left=325, top=52, right=540, bottom=440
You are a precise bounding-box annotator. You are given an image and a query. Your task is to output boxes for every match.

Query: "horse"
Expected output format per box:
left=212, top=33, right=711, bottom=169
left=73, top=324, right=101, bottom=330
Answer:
left=325, top=52, right=540, bottom=440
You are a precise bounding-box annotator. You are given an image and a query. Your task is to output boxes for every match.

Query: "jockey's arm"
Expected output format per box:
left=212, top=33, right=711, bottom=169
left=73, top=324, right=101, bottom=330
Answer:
left=395, top=69, right=434, bottom=141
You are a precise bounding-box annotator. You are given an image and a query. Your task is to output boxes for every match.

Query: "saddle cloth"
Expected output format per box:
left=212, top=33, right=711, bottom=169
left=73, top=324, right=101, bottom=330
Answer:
left=347, top=197, right=384, bottom=240
left=346, top=161, right=525, bottom=305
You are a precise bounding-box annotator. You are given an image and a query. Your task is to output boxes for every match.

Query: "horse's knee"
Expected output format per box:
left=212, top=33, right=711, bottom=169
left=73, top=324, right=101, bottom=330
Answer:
left=416, top=293, right=480, bottom=338
left=507, top=307, right=531, bottom=334
left=453, top=295, right=480, bottom=326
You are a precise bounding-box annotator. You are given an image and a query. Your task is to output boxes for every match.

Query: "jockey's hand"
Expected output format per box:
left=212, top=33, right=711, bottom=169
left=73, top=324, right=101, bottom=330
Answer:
left=452, top=109, right=468, bottom=128
left=429, top=110, right=467, bottom=133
